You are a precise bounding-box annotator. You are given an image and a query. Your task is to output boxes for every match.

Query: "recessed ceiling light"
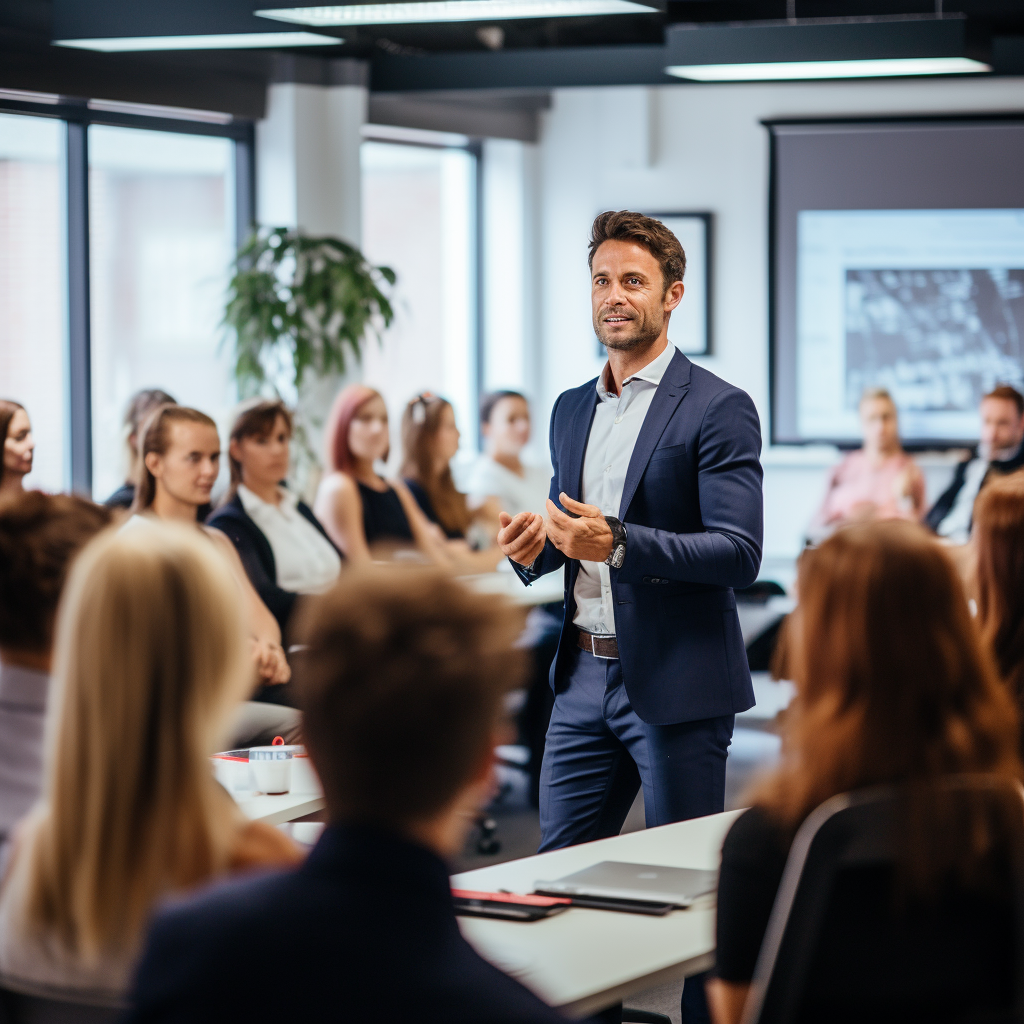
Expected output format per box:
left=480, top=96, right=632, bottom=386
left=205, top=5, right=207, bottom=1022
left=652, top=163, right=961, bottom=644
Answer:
left=53, top=31, right=343, bottom=52
left=258, top=0, right=659, bottom=27
left=665, top=56, right=991, bottom=82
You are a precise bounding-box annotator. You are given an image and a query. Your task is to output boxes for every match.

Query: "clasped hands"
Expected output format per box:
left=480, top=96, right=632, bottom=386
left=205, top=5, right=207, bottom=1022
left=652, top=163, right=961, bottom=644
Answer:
left=497, top=492, right=614, bottom=567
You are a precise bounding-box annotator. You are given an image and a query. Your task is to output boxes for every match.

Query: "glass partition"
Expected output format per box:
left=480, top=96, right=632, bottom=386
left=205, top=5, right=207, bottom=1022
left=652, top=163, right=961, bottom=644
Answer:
left=88, top=125, right=237, bottom=501
left=0, top=112, right=66, bottom=492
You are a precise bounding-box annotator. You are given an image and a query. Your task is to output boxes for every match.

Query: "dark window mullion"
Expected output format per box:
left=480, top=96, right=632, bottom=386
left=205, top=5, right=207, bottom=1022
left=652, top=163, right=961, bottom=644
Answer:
left=65, top=121, right=92, bottom=496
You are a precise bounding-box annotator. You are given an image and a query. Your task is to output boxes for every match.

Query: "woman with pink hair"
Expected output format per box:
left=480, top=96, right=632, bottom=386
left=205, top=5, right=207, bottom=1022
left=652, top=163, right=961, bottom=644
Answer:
left=314, top=385, right=448, bottom=564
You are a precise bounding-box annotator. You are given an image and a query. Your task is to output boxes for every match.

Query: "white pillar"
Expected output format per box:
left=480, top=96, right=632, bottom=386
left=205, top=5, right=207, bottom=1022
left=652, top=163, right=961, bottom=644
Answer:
left=256, top=74, right=367, bottom=246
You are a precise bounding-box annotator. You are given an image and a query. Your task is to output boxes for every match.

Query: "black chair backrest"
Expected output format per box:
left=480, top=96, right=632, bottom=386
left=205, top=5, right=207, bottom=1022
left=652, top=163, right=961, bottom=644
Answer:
left=0, top=984, right=122, bottom=1024
left=742, top=775, right=1024, bottom=1024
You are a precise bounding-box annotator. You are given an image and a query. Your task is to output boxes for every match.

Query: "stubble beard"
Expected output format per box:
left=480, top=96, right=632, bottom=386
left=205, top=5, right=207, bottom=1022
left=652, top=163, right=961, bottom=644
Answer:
left=594, top=308, right=665, bottom=353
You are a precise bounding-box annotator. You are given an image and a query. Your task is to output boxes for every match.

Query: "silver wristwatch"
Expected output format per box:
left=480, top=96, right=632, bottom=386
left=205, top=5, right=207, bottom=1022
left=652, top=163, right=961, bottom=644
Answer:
left=604, top=516, right=627, bottom=569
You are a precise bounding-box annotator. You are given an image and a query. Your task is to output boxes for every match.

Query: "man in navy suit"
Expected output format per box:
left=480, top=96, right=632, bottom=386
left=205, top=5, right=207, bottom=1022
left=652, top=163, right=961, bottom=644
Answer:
left=498, top=211, right=762, bottom=1021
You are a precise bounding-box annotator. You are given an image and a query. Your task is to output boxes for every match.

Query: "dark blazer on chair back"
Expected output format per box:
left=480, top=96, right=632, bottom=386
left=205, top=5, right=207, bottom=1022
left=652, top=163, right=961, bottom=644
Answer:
left=124, top=824, right=570, bottom=1024
left=515, top=348, right=763, bottom=726
left=205, top=491, right=341, bottom=640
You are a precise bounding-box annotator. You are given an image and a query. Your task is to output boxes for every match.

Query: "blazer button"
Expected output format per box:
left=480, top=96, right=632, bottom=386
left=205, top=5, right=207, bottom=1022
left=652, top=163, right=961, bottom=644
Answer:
left=661, top=579, right=669, bottom=585
left=642, top=576, right=651, bottom=583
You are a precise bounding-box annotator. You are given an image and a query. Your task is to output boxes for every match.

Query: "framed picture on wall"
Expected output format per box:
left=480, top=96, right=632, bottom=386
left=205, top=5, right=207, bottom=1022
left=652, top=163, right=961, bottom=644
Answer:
left=645, top=211, right=713, bottom=357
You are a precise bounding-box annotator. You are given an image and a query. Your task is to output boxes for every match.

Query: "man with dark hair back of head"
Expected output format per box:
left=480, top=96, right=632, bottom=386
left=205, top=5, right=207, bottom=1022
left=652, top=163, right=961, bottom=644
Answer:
left=926, top=384, right=1024, bottom=542
left=0, top=492, right=110, bottom=865
left=126, top=566, right=572, bottom=1024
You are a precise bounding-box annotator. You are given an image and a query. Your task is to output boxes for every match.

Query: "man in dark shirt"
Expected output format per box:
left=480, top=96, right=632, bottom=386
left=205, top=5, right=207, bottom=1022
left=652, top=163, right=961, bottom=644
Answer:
left=926, top=384, right=1024, bottom=541
left=126, top=566, right=571, bottom=1024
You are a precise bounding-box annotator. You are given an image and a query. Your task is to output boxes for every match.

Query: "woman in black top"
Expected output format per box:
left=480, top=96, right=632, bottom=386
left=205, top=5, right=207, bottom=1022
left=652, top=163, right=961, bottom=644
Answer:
left=314, top=385, right=453, bottom=564
left=103, top=388, right=176, bottom=511
left=400, top=393, right=503, bottom=571
left=709, top=521, right=1022, bottom=1024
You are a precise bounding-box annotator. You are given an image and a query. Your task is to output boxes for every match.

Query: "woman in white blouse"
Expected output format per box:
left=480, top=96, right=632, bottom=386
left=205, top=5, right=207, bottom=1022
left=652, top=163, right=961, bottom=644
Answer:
left=207, top=399, right=342, bottom=642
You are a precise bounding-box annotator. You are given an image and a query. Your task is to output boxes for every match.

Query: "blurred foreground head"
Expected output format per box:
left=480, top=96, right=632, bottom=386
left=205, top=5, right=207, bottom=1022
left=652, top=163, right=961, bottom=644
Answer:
left=762, top=520, right=1019, bottom=836
left=974, top=471, right=1024, bottom=706
left=294, top=565, right=527, bottom=835
left=0, top=492, right=111, bottom=661
left=15, top=522, right=251, bottom=957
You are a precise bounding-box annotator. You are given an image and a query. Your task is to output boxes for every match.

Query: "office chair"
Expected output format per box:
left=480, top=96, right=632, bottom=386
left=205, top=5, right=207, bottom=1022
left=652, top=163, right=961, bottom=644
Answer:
left=742, top=776, right=1024, bottom=1024
left=0, top=981, right=122, bottom=1024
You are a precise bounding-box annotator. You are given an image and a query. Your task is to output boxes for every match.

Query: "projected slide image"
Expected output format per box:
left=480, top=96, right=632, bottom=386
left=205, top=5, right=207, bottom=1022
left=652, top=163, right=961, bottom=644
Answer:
left=845, top=268, right=1024, bottom=413
left=796, top=209, right=1024, bottom=442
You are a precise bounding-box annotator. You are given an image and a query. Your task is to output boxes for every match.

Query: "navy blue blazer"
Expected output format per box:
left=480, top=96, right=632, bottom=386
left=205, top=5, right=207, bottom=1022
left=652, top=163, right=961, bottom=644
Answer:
left=124, top=823, right=570, bottom=1024
left=515, top=348, right=763, bottom=726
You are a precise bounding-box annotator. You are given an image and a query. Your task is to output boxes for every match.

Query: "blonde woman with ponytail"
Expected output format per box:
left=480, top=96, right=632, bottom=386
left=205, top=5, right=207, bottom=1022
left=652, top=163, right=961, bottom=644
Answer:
left=0, top=523, right=302, bottom=1005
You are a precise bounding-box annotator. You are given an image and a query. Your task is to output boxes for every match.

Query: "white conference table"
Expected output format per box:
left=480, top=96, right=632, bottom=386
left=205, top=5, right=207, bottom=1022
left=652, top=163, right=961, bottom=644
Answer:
left=236, top=791, right=325, bottom=826
left=452, top=810, right=741, bottom=1019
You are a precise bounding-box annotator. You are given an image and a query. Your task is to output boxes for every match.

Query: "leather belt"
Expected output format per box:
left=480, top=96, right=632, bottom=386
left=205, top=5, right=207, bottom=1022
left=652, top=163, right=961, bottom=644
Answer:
left=576, top=630, right=619, bottom=660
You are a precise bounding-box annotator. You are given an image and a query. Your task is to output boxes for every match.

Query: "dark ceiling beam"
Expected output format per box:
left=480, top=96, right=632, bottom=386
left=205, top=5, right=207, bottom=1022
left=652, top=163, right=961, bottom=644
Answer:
left=371, top=44, right=679, bottom=91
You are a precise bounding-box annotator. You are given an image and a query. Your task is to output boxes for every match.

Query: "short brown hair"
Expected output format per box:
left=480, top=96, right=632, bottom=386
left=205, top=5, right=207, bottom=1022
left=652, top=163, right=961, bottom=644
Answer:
left=0, top=492, right=111, bottom=652
left=983, top=385, right=1024, bottom=417
left=293, top=565, right=527, bottom=827
left=588, top=211, right=686, bottom=290
left=226, top=398, right=293, bottom=494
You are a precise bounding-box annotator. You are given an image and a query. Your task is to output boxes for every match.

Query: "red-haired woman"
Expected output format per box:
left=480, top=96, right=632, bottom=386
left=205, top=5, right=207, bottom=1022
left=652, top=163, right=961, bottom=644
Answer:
left=314, top=386, right=448, bottom=564
left=975, top=471, right=1024, bottom=728
left=708, top=520, right=1022, bottom=1024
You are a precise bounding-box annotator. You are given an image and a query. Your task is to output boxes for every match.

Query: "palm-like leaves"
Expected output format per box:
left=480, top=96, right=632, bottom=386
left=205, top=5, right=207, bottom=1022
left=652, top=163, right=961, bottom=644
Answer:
left=224, top=228, right=396, bottom=393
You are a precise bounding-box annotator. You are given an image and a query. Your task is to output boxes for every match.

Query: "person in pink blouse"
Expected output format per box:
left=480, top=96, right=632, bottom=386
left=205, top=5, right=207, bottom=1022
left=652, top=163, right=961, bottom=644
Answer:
left=810, top=388, right=925, bottom=541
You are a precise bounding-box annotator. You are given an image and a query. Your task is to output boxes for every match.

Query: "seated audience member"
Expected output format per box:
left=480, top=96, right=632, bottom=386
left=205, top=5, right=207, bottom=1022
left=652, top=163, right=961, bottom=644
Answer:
left=401, top=393, right=503, bottom=570
left=207, top=398, right=341, bottom=639
left=128, top=404, right=299, bottom=740
left=126, top=566, right=568, bottom=1024
left=0, top=493, right=110, bottom=869
left=0, top=400, right=35, bottom=501
left=974, top=471, right=1024, bottom=732
left=0, top=524, right=301, bottom=1005
left=314, top=385, right=447, bottom=563
left=103, top=388, right=176, bottom=511
left=927, top=384, right=1024, bottom=542
left=708, top=520, right=1021, bottom=1024
left=809, top=388, right=924, bottom=540
left=465, top=390, right=552, bottom=517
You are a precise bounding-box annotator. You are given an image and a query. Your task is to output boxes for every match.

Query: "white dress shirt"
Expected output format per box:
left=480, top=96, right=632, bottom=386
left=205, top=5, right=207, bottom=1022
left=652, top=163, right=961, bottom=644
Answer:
left=464, top=456, right=553, bottom=517
left=573, top=341, right=676, bottom=636
left=936, top=457, right=989, bottom=544
left=238, top=485, right=341, bottom=595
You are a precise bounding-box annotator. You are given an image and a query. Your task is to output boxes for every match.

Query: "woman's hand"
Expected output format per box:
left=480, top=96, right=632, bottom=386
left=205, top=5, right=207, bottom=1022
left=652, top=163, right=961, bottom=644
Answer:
left=250, top=638, right=291, bottom=685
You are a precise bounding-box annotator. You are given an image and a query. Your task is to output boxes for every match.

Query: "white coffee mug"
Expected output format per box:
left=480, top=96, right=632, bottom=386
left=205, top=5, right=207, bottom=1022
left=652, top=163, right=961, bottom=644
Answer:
left=249, top=747, right=291, bottom=794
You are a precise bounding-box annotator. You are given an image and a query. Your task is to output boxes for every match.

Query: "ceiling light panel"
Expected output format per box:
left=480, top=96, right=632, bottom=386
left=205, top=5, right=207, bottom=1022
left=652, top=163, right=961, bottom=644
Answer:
left=54, top=32, right=342, bottom=52
left=665, top=57, right=991, bottom=81
left=258, top=0, right=659, bottom=27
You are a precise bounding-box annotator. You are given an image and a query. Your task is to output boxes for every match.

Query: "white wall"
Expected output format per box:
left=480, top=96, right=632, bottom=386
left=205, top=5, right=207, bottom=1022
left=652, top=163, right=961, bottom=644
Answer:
left=530, top=76, right=1024, bottom=576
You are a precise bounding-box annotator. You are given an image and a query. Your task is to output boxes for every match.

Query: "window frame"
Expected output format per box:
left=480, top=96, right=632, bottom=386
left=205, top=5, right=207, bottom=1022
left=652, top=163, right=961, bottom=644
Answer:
left=0, top=95, right=255, bottom=494
left=360, top=130, right=484, bottom=451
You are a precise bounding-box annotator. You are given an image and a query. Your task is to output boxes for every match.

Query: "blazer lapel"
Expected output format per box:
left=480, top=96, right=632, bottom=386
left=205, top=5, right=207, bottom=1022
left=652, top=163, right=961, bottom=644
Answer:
left=618, top=349, right=691, bottom=519
left=564, top=387, right=599, bottom=502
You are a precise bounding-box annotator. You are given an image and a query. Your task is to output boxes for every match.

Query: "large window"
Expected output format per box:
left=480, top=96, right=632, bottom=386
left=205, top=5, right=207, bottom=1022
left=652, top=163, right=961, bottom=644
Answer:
left=0, top=112, right=66, bottom=492
left=360, top=139, right=479, bottom=462
left=0, top=96, right=250, bottom=496
left=89, top=126, right=237, bottom=501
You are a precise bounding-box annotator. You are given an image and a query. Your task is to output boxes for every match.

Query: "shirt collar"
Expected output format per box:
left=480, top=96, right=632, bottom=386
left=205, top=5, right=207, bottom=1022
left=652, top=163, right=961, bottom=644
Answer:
left=238, top=483, right=297, bottom=515
left=596, top=341, right=676, bottom=399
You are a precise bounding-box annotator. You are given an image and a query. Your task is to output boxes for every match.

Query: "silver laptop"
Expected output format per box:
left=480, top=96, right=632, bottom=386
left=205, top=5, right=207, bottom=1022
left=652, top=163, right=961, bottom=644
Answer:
left=534, top=861, right=718, bottom=907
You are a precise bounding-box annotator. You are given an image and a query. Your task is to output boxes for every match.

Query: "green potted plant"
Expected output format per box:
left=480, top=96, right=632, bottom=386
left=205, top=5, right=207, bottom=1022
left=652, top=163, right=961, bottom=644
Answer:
left=223, top=227, right=396, bottom=494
